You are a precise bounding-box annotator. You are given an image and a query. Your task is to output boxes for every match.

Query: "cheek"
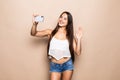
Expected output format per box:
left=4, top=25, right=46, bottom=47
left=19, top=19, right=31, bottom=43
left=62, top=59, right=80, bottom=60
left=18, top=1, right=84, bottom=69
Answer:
left=58, top=19, right=61, bottom=22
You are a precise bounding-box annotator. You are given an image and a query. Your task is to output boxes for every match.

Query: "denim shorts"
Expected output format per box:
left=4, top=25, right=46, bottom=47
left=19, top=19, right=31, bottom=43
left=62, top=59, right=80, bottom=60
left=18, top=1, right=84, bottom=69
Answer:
left=49, top=58, right=74, bottom=72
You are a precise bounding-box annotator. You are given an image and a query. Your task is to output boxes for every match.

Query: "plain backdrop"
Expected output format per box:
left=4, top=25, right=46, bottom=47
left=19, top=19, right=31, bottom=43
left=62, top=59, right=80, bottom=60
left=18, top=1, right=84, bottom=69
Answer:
left=0, top=0, right=120, bottom=80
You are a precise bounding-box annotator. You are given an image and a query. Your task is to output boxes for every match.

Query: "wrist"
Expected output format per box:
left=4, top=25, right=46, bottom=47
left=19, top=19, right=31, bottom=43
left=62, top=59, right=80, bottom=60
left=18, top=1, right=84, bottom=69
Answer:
left=76, top=37, right=81, bottom=41
left=33, top=22, right=38, bottom=25
left=76, top=38, right=81, bottom=43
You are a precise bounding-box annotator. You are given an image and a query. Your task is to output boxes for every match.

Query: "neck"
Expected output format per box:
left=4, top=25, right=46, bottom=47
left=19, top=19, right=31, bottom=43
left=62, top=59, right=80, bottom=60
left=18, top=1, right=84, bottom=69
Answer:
left=59, top=27, right=66, bottom=32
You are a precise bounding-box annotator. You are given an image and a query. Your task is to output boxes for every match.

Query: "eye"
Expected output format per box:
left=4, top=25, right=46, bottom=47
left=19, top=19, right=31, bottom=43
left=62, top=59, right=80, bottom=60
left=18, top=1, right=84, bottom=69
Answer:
left=64, top=18, right=67, bottom=20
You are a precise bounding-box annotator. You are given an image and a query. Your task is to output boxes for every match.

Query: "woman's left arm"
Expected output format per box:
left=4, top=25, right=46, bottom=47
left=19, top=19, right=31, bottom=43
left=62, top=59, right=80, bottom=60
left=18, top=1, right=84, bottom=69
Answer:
left=73, top=27, right=83, bottom=55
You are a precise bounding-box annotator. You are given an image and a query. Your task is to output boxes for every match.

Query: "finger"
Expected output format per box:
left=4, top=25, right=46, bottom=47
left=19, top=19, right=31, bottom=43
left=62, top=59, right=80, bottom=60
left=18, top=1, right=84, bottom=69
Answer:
left=33, top=13, right=39, bottom=17
left=77, top=27, right=83, bottom=36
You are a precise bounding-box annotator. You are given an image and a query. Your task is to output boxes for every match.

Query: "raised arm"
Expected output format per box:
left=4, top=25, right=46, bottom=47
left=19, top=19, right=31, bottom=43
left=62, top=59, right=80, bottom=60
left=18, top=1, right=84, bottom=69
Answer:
left=31, top=15, right=52, bottom=38
left=31, top=22, right=52, bottom=37
left=73, top=27, right=83, bottom=55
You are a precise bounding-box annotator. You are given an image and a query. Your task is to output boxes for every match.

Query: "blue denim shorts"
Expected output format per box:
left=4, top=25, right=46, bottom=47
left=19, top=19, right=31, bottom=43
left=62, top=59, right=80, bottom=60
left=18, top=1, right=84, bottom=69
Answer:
left=49, top=58, right=74, bottom=72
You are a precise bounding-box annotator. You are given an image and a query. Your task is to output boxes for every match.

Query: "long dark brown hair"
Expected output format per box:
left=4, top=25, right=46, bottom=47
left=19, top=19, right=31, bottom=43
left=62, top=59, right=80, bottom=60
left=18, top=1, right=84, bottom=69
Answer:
left=47, top=11, right=75, bottom=62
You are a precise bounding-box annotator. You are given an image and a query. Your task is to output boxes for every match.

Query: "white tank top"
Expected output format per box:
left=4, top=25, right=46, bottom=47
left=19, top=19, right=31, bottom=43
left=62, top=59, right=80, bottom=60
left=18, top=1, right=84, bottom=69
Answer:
left=48, top=37, right=71, bottom=60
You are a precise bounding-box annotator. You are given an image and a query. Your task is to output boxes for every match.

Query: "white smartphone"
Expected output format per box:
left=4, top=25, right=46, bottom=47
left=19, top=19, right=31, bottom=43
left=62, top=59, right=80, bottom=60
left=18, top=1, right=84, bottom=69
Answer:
left=34, top=16, right=44, bottom=22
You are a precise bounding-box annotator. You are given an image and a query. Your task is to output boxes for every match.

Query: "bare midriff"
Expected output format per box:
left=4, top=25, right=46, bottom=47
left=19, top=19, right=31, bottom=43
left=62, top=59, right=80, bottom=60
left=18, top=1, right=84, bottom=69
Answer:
left=51, top=57, right=70, bottom=64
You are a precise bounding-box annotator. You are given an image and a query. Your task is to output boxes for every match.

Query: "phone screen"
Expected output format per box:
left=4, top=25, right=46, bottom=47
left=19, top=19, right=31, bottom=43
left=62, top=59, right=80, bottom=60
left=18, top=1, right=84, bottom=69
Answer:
left=35, top=16, right=44, bottom=22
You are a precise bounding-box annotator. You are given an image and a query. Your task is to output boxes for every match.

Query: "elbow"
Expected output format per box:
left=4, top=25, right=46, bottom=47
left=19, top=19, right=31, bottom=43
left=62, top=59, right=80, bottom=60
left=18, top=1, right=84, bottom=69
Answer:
left=30, top=32, right=36, bottom=36
left=76, top=52, right=81, bottom=56
left=75, top=51, right=81, bottom=56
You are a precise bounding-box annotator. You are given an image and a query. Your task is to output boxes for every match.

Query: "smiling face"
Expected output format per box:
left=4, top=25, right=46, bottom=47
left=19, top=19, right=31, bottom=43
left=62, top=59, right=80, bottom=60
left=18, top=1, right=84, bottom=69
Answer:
left=58, top=13, right=68, bottom=27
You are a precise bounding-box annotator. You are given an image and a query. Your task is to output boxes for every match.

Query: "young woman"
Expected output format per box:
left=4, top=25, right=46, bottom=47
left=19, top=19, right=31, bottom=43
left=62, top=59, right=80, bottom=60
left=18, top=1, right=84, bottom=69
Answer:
left=31, top=11, right=82, bottom=80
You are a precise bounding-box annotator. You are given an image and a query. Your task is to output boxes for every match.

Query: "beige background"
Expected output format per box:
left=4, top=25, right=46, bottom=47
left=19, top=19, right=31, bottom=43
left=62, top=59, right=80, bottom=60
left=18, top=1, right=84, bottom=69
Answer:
left=0, top=0, right=120, bottom=80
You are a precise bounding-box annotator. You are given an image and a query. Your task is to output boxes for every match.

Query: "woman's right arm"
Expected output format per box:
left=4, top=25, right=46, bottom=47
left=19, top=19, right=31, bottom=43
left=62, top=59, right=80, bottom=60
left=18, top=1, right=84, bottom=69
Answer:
left=31, top=14, right=52, bottom=38
left=31, top=22, right=52, bottom=37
